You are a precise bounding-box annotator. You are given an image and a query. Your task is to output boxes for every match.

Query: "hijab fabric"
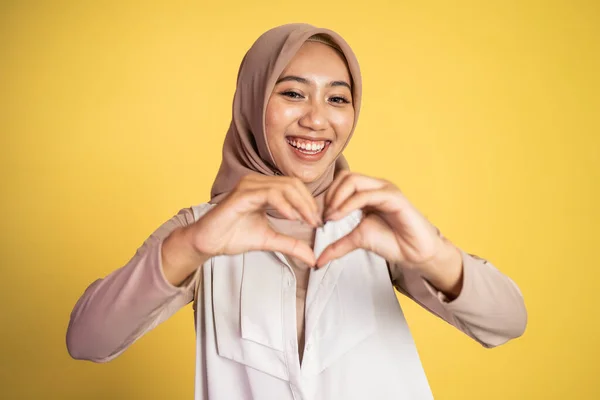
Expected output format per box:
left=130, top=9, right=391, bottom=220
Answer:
left=209, top=23, right=362, bottom=211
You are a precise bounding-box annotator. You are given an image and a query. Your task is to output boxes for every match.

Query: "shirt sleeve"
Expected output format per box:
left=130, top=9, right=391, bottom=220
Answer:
left=389, top=250, right=527, bottom=348
left=66, top=208, right=201, bottom=363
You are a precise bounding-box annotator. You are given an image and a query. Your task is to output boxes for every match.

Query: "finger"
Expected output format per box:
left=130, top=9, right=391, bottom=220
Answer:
left=245, top=176, right=319, bottom=225
left=326, top=174, right=385, bottom=219
left=324, top=170, right=351, bottom=208
left=262, top=230, right=316, bottom=266
left=315, top=225, right=363, bottom=267
left=279, top=185, right=319, bottom=226
left=248, top=189, right=302, bottom=221
left=324, top=172, right=357, bottom=218
left=327, top=189, right=396, bottom=221
left=289, top=178, right=320, bottom=225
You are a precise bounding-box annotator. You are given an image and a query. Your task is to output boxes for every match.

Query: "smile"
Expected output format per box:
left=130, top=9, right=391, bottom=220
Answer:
left=285, top=137, right=330, bottom=154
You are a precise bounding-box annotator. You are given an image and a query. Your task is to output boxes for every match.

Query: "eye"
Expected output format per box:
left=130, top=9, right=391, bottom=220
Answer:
left=329, top=96, right=351, bottom=105
left=280, top=91, right=304, bottom=99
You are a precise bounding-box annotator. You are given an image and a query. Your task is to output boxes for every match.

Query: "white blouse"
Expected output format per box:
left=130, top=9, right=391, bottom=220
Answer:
left=66, top=203, right=527, bottom=400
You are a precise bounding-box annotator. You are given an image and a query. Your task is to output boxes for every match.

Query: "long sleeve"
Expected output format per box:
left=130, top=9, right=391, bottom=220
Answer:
left=390, top=250, right=527, bottom=348
left=66, top=208, right=200, bottom=363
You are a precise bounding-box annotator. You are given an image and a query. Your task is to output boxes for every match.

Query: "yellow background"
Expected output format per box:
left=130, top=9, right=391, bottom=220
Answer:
left=1, top=0, right=598, bottom=398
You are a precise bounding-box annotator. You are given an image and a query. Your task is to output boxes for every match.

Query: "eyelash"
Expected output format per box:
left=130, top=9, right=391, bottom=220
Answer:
left=280, top=91, right=351, bottom=105
left=281, top=91, right=304, bottom=99
left=330, top=96, right=350, bottom=104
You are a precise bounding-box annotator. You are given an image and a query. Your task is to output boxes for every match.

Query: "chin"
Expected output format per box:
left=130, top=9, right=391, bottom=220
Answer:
left=286, top=167, right=326, bottom=184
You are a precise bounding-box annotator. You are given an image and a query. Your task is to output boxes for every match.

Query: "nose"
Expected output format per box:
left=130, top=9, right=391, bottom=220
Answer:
left=298, top=99, right=328, bottom=131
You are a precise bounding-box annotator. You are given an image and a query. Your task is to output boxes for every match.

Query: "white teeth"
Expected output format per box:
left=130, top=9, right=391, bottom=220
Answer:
left=286, top=138, right=327, bottom=154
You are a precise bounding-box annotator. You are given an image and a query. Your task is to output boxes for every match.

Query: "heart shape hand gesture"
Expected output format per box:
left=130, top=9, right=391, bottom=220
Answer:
left=165, top=172, right=462, bottom=295
left=189, top=172, right=451, bottom=270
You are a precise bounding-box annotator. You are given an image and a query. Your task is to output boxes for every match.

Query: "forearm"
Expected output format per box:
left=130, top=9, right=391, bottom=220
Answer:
left=440, top=251, right=527, bottom=346
left=66, top=208, right=199, bottom=362
left=161, top=225, right=210, bottom=287
left=394, top=247, right=527, bottom=347
left=66, top=240, right=194, bottom=362
left=416, top=238, right=464, bottom=300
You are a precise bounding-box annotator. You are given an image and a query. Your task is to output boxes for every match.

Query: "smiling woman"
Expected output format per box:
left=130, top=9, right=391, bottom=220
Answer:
left=66, top=23, right=527, bottom=400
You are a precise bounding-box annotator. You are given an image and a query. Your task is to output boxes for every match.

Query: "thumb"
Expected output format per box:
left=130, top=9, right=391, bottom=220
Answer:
left=315, top=225, right=364, bottom=268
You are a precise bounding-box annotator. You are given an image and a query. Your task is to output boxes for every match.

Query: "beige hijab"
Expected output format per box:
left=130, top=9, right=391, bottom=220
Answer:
left=209, top=23, right=362, bottom=211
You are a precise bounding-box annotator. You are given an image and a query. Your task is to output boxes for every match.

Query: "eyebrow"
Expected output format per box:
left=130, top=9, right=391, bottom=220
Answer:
left=275, top=75, right=351, bottom=90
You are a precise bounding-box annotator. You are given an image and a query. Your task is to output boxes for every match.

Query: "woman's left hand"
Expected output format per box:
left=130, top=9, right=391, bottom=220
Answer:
left=317, top=171, right=456, bottom=274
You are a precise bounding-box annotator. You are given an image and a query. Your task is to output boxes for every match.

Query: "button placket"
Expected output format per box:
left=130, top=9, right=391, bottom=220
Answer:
left=276, top=257, right=303, bottom=386
left=284, top=271, right=298, bottom=360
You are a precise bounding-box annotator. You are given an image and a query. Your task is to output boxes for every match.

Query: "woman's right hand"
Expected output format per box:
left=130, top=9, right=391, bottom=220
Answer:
left=185, top=175, right=321, bottom=267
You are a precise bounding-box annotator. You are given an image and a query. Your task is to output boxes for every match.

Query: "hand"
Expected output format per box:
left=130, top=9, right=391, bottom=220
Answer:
left=187, top=175, right=321, bottom=266
left=317, top=171, right=448, bottom=270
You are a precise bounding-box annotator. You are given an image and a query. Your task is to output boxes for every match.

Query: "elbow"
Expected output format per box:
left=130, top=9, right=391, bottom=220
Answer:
left=66, top=340, right=115, bottom=364
left=65, top=317, right=85, bottom=360
left=480, top=301, right=528, bottom=349
left=509, top=297, right=528, bottom=340
left=66, top=332, right=90, bottom=362
left=511, top=301, right=528, bottom=339
left=66, top=342, right=95, bottom=363
left=504, top=275, right=528, bottom=341
left=65, top=328, right=95, bottom=362
left=503, top=294, right=528, bottom=342
left=65, top=323, right=115, bottom=364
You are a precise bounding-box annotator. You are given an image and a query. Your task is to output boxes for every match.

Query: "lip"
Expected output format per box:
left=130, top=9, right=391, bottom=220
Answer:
left=285, top=137, right=331, bottom=162
left=286, top=135, right=332, bottom=142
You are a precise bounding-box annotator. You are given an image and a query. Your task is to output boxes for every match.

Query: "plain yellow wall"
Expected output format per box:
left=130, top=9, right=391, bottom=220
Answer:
left=1, top=1, right=598, bottom=399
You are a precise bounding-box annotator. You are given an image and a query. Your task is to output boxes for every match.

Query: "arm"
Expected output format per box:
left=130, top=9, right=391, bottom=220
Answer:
left=66, top=208, right=203, bottom=363
left=390, top=239, right=527, bottom=348
left=315, top=172, right=527, bottom=348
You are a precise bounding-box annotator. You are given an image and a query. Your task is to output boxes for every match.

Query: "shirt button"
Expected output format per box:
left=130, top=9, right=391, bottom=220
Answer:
left=287, top=277, right=292, bottom=287
left=305, top=342, right=312, bottom=352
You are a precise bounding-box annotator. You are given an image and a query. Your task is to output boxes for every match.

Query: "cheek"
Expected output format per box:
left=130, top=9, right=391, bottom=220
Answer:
left=265, top=101, right=301, bottom=140
left=264, top=103, right=282, bottom=154
left=331, top=110, right=355, bottom=141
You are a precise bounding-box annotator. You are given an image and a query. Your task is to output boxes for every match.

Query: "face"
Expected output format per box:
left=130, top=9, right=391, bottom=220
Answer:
left=265, top=41, right=355, bottom=183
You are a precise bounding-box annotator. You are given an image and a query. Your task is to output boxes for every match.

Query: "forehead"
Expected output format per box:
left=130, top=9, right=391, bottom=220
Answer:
left=279, top=41, right=351, bottom=82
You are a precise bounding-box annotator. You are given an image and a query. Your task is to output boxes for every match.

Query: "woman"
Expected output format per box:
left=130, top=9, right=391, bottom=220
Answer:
left=67, top=23, right=527, bottom=399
